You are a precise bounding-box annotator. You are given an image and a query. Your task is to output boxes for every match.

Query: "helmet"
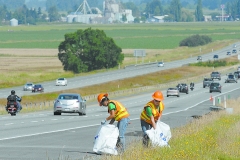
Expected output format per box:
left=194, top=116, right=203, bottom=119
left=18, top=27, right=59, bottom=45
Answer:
left=97, top=93, right=108, bottom=106
left=152, top=91, right=164, bottom=101
left=11, top=90, right=15, bottom=95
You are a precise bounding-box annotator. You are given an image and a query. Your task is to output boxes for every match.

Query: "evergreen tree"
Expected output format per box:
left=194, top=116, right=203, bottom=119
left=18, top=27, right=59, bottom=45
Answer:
left=170, top=0, right=181, bottom=22
left=195, top=0, right=204, bottom=21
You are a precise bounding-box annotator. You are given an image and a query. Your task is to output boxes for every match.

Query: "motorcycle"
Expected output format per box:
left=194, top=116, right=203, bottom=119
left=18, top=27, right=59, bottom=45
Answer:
left=190, top=86, right=194, bottom=91
left=6, top=97, right=22, bottom=116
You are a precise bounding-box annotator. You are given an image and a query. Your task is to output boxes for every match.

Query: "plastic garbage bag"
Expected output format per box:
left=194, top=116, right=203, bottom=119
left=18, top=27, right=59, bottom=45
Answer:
left=145, top=121, right=171, bottom=147
left=93, top=124, right=119, bottom=155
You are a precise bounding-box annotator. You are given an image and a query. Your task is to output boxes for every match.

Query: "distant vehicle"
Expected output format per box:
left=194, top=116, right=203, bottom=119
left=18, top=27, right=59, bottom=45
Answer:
left=32, top=84, right=44, bottom=93
left=238, top=66, right=240, bottom=72
left=226, top=51, right=231, bottom=55
left=234, top=71, right=240, bottom=79
left=211, top=71, right=221, bottom=80
left=197, top=56, right=202, bottom=61
left=157, top=62, right=164, bottom=67
left=203, top=78, right=213, bottom=88
left=23, top=82, right=34, bottom=91
left=53, top=93, right=86, bottom=116
left=166, top=88, right=179, bottom=97
left=213, top=55, right=219, bottom=59
left=225, top=74, right=237, bottom=83
left=232, top=49, right=237, bottom=54
left=176, top=83, right=189, bottom=94
left=209, top=82, right=222, bottom=93
left=233, top=44, right=237, bottom=48
left=56, top=78, right=67, bottom=86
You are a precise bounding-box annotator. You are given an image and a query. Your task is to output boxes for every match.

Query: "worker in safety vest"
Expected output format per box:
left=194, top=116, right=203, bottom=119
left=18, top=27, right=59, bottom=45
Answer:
left=97, top=93, right=130, bottom=152
left=140, top=90, right=165, bottom=146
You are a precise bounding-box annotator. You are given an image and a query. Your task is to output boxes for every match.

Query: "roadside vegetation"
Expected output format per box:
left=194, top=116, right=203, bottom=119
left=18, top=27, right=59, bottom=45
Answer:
left=97, top=98, right=240, bottom=160
left=189, top=59, right=239, bottom=67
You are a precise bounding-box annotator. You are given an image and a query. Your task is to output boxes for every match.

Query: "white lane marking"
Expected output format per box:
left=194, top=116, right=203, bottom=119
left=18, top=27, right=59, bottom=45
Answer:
left=51, top=119, right=58, bottom=121
left=0, top=124, right=100, bottom=141
left=31, top=121, right=38, bottom=123
left=5, top=123, right=13, bottom=125
left=21, top=122, right=24, bottom=124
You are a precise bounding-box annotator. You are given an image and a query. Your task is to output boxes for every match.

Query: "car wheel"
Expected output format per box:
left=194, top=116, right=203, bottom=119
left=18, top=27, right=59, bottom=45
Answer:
left=186, top=92, right=188, bottom=94
left=210, top=91, right=212, bottom=93
left=203, top=86, right=205, bottom=88
left=54, top=112, right=61, bottom=115
left=78, top=112, right=83, bottom=116
left=177, top=95, right=179, bottom=97
left=167, top=95, right=169, bottom=97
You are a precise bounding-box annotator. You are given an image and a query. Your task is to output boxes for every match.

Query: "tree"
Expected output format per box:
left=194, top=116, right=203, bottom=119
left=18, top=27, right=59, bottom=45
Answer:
left=122, top=2, right=140, bottom=17
left=58, top=28, right=124, bottom=73
left=48, top=6, right=60, bottom=22
left=195, top=0, right=204, bottom=21
left=169, top=0, right=181, bottom=22
left=145, top=0, right=163, bottom=17
left=122, top=14, right=127, bottom=22
left=181, top=9, right=194, bottom=22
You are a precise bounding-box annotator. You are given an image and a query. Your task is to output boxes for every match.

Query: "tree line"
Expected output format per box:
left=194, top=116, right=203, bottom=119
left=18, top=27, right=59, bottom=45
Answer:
left=1, top=0, right=240, bottom=25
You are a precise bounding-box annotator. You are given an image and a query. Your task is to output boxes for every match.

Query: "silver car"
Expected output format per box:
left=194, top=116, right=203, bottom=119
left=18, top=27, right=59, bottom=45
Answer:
left=167, top=88, right=180, bottom=97
left=23, top=82, right=34, bottom=91
left=157, top=62, right=164, bottom=67
left=54, top=93, right=86, bottom=116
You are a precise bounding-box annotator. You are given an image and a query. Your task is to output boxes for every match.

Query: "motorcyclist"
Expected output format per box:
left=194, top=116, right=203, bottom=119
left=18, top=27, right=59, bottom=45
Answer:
left=6, top=90, right=22, bottom=111
left=190, top=82, right=195, bottom=88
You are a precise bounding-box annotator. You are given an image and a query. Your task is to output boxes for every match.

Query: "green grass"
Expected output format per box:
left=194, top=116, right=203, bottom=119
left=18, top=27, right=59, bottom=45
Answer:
left=0, top=22, right=239, bottom=49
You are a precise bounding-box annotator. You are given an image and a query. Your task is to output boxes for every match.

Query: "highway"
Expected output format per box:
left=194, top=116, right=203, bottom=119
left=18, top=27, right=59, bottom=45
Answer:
left=0, top=42, right=240, bottom=160
left=1, top=77, right=240, bottom=160
left=0, top=42, right=239, bottom=99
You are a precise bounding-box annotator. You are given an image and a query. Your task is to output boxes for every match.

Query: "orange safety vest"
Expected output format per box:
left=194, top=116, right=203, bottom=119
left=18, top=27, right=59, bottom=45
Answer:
left=108, top=100, right=129, bottom=121
left=140, top=100, right=164, bottom=125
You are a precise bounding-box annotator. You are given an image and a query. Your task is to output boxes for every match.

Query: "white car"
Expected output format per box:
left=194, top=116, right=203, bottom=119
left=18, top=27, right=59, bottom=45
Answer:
left=56, top=78, right=67, bottom=86
left=157, top=62, right=164, bottom=67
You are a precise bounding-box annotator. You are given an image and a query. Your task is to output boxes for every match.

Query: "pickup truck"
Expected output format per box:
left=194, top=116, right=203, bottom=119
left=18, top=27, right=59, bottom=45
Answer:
left=203, top=78, right=213, bottom=88
left=211, top=71, right=221, bottom=80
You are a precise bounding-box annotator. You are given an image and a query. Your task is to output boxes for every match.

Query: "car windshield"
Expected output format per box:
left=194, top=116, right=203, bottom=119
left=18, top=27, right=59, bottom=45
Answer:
left=168, top=88, right=176, bottom=90
left=35, top=85, right=41, bottom=87
left=204, top=78, right=211, bottom=81
left=59, top=95, right=78, bottom=100
left=211, top=83, right=219, bottom=87
left=228, top=75, right=234, bottom=78
left=58, top=78, right=64, bottom=80
left=26, top=84, right=33, bottom=86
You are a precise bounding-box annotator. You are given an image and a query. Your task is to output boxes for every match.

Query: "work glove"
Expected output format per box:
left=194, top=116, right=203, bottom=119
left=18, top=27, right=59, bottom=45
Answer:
left=101, top=119, right=107, bottom=125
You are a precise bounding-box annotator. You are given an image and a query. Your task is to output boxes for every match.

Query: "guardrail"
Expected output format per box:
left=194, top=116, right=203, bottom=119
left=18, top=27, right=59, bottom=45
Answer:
left=0, top=64, right=238, bottom=112
left=124, top=60, right=158, bottom=68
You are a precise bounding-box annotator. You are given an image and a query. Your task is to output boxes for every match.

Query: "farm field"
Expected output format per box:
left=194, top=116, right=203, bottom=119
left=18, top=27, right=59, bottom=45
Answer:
left=0, top=22, right=239, bottom=49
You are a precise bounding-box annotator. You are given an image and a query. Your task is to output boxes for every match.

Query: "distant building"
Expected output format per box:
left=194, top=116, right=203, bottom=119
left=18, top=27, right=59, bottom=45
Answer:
left=203, top=15, right=212, bottom=21
left=10, top=18, right=18, bottom=26
left=147, top=15, right=168, bottom=23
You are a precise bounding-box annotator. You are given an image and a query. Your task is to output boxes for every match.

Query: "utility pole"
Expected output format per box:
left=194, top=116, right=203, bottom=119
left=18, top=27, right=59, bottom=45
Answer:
left=221, top=4, right=224, bottom=22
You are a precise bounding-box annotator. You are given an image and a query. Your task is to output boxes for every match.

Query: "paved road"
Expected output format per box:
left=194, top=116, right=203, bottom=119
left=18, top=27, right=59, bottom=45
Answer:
left=0, top=42, right=239, bottom=99
left=1, top=75, right=240, bottom=160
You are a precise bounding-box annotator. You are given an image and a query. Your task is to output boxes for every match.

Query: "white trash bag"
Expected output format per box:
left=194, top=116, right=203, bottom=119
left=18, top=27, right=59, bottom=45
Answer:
left=93, top=124, right=119, bottom=155
left=145, top=121, right=172, bottom=147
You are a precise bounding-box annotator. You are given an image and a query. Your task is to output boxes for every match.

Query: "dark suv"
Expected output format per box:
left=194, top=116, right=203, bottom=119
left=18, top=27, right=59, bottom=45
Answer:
left=176, top=83, right=189, bottom=94
left=209, top=82, right=221, bottom=93
left=32, top=84, right=44, bottom=93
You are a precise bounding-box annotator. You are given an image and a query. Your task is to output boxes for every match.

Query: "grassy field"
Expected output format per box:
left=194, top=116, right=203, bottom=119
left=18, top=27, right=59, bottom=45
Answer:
left=96, top=98, right=240, bottom=160
left=0, top=22, right=239, bottom=49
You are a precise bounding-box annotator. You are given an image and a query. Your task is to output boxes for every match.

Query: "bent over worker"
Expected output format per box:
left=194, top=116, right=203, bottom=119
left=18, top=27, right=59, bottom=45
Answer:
left=140, top=90, right=165, bottom=146
left=97, top=93, right=130, bottom=152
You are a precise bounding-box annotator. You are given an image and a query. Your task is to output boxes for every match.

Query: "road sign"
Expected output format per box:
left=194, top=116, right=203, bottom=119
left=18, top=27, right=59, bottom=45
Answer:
left=134, top=49, right=146, bottom=57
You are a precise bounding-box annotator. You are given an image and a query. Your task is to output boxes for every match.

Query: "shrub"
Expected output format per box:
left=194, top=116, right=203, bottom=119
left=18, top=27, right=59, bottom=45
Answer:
left=179, top=34, right=212, bottom=47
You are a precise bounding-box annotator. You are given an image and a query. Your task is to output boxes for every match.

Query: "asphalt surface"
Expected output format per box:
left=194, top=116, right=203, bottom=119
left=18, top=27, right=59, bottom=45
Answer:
left=1, top=76, right=240, bottom=160
left=0, top=42, right=239, bottom=99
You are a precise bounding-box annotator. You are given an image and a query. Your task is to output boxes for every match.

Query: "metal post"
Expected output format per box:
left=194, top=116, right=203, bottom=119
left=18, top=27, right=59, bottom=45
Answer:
left=213, top=97, right=215, bottom=106
left=224, top=95, right=226, bottom=109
